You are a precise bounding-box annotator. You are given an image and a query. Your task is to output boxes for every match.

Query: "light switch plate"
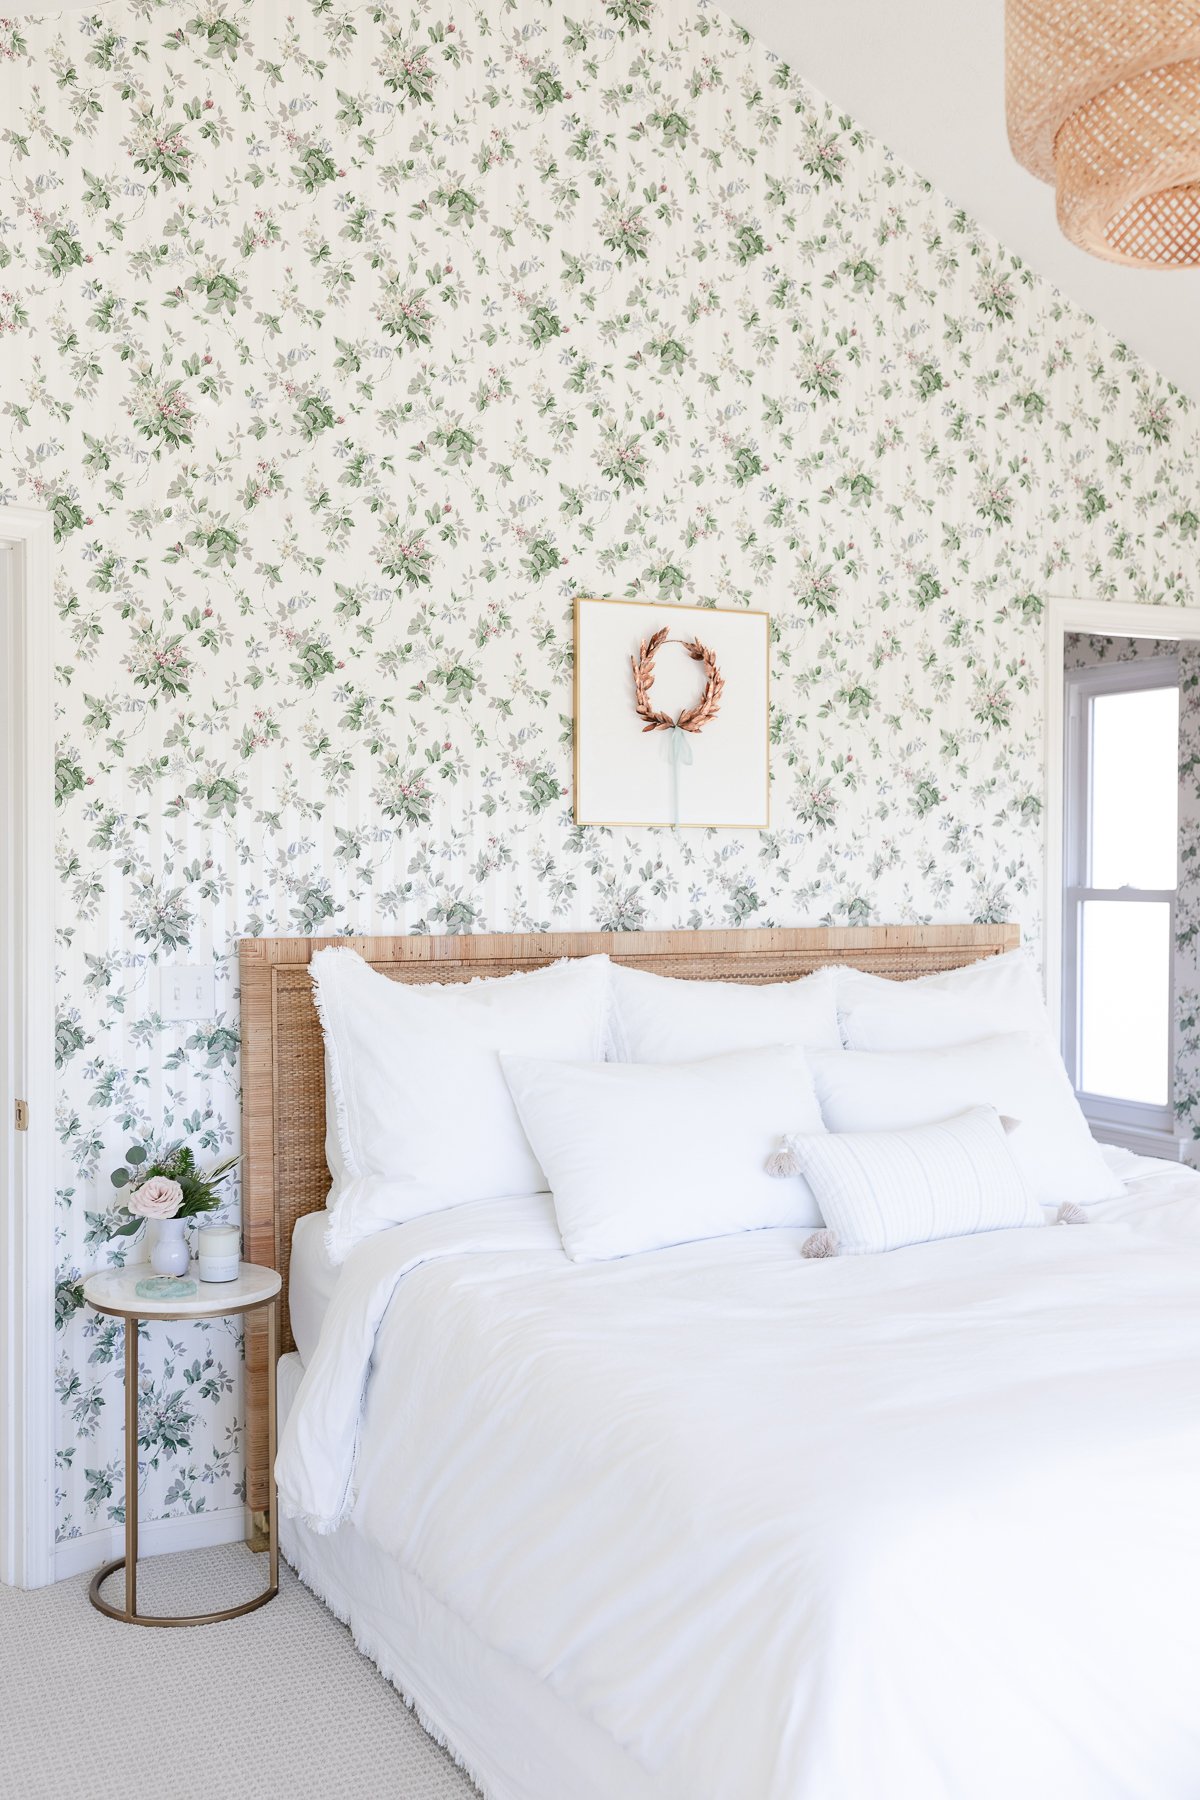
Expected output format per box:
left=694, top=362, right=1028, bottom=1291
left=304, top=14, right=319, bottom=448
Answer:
left=160, top=965, right=216, bottom=1021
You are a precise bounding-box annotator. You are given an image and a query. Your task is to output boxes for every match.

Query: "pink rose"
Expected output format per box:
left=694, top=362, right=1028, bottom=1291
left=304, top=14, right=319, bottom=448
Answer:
left=127, top=1176, right=184, bottom=1220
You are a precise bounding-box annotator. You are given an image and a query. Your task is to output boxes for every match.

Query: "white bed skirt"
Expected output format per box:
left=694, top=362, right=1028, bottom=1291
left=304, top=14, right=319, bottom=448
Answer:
left=277, top=1353, right=659, bottom=1800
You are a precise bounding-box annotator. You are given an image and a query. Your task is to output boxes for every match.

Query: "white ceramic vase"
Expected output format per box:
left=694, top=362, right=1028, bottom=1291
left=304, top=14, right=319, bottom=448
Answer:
left=151, top=1217, right=190, bottom=1278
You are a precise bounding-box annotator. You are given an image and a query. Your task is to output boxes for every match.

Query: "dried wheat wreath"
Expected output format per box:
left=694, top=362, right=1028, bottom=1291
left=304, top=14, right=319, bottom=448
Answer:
left=630, top=626, right=725, bottom=734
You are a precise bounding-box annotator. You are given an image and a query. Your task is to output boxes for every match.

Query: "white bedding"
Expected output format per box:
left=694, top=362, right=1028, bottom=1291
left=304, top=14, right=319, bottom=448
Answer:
left=288, top=1210, right=340, bottom=1366
left=277, top=1151, right=1200, bottom=1800
left=277, top=1353, right=661, bottom=1800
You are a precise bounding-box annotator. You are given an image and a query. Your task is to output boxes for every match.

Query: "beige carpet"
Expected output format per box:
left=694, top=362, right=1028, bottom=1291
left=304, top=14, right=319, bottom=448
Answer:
left=0, top=1545, right=478, bottom=1799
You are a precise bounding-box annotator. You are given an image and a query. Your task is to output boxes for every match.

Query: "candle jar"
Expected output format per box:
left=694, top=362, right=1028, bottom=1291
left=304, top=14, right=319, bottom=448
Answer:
left=197, top=1224, right=240, bottom=1283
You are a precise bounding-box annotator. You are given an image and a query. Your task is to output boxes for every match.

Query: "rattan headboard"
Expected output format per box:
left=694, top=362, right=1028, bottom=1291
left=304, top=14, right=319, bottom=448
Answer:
left=238, top=922, right=1019, bottom=1512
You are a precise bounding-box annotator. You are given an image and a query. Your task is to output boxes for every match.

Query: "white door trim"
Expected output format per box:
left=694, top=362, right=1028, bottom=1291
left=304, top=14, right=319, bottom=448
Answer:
left=0, top=506, right=55, bottom=1589
left=1044, top=595, right=1200, bottom=1050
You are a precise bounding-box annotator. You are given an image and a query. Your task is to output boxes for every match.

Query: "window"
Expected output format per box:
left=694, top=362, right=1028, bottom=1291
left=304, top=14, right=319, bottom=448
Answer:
left=1063, top=657, right=1179, bottom=1152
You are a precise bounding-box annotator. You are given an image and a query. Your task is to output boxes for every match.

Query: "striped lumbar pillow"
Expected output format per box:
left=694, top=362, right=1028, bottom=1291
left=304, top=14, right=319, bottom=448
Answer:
left=775, top=1105, right=1043, bottom=1256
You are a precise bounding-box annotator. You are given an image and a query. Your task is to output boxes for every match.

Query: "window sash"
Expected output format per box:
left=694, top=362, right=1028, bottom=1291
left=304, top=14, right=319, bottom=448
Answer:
left=1062, top=891, right=1175, bottom=1131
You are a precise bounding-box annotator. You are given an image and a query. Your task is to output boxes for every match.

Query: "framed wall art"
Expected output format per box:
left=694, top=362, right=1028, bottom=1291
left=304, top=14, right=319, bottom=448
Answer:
left=573, top=598, right=770, bottom=829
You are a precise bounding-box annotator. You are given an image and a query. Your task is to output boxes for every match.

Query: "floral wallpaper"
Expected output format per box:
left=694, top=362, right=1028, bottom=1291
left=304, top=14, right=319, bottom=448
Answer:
left=1064, top=636, right=1180, bottom=667
left=2, top=0, right=1200, bottom=1553
left=1065, top=632, right=1200, bottom=1153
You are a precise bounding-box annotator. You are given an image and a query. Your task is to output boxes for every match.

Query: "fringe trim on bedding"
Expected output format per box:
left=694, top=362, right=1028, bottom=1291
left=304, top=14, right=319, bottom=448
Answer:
left=278, top=1493, right=356, bottom=1536
left=467, top=952, right=616, bottom=1065
left=280, top=1544, right=492, bottom=1800
left=801, top=1229, right=839, bottom=1259
left=308, top=947, right=361, bottom=1265
left=1055, top=1201, right=1088, bottom=1225
left=277, top=1408, right=363, bottom=1537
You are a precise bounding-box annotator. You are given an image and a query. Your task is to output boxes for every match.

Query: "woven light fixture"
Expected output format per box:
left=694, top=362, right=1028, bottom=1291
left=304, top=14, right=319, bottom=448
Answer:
left=1006, top=1, right=1200, bottom=268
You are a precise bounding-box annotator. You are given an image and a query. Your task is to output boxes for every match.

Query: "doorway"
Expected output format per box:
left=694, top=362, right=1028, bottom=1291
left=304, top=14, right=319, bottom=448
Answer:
left=0, top=506, right=55, bottom=1589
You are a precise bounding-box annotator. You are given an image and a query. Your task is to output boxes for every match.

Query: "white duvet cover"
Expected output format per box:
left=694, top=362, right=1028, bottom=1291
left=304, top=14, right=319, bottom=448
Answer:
left=277, top=1153, right=1200, bottom=1800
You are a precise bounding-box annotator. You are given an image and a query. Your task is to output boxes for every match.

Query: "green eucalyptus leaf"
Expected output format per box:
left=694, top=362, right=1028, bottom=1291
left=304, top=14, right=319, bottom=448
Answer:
left=126, top=1146, right=147, bottom=1165
left=111, top=1168, right=130, bottom=1188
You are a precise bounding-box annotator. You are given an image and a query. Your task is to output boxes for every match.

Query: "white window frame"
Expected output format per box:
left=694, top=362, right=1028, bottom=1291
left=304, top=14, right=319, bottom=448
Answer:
left=1062, top=654, right=1180, bottom=1154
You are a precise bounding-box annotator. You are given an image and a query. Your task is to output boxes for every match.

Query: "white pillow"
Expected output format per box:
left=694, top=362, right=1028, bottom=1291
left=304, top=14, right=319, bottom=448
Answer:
left=837, top=949, right=1051, bottom=1051
left=608, top=962, right=842, bottom=1062
left=312, top=949, right=612, bottom=1261
left=807, top=1034, right=1122, bottom=1206
left=500, top=1046, right=826, bottom=1262
left=781, top=1106, right=1042, bottom=1255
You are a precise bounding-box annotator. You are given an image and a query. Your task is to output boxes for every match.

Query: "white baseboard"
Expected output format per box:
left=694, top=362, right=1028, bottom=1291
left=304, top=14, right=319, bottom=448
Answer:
left=52, top=1506, right=252, bottom=1584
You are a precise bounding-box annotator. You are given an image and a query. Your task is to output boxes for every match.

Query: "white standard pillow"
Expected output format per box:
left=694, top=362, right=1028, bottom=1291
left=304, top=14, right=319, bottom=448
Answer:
left=608, top=961, right=842, bottom=1062
left=836, top=948, right=1052, bottom=1052
left=500, top=1046, right=826, bottom=1262
left=312, top=949, right=612, bottom=1262
left=782, top=1106, right=1042, bottom=1255
left=808, top=1034, right=1122, bottom=1207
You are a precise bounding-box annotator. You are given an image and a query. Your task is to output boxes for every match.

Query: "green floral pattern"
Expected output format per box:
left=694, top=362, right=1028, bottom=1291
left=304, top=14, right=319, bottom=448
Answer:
left=3, top=0, right=1199, bottom=1546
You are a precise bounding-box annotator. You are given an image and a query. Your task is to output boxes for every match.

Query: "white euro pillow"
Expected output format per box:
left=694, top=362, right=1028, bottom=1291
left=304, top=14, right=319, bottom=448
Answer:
left=837, top=949, right=1052, bottom=1052
left=807, top=1034, right=1122, bottom=1207
left=501, top=1046, right=826, bottom=1262
left=608, top=962, right=842, bottom=1062
left=781, top=1107, right=1042, bottom=1255
left=311, top=948, right=612, bottom=1262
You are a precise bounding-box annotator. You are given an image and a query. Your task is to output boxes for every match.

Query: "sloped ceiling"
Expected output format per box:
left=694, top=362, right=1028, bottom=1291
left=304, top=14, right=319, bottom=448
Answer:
left=728, top=0, right=1200, bottom=401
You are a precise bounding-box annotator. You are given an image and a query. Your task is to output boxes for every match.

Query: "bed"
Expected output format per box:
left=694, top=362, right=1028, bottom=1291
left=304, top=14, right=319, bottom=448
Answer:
left=239, top=927, right=1200, bottom=1800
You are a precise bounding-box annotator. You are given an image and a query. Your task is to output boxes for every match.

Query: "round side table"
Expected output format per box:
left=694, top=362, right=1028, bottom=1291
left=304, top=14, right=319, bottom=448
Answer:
left=82, top=1260, right=282, bottom=1627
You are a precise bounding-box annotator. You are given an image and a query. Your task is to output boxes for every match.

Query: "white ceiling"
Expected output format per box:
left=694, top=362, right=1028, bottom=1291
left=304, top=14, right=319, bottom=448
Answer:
left=20, top=0, right=1200, bottom=397
left=728, top=0, right=1200, bottom=401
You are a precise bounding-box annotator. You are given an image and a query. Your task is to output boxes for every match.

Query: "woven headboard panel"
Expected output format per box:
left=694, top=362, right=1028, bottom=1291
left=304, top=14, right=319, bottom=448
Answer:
left=238, top=922, right=1019, bottom=1511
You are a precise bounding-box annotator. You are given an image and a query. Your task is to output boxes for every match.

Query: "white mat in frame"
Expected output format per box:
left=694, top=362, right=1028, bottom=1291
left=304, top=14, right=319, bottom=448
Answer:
left=573, top=597, right=770, bottom=829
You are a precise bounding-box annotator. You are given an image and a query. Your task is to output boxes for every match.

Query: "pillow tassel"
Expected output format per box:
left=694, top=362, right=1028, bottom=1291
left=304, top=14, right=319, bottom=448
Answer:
left=1055, top=1201, right=1087, bottom=1226
left=801, top=1229, right=839, bottom=1259
left=766, top=1137, right=802, bottom=1179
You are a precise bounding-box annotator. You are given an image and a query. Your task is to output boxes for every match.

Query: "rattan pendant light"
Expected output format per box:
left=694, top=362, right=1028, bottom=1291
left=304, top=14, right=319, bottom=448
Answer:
left=1006, top=1, right=1200, bottom=267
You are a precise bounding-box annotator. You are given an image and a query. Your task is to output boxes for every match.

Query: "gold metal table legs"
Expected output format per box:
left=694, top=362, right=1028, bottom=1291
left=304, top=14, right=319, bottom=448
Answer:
left=88, top=1298, right=279, bottom=1627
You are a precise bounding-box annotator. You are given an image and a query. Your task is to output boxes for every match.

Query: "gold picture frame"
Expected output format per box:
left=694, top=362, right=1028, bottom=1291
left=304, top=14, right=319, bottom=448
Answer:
left=572, top=596, right=771, bottom=829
